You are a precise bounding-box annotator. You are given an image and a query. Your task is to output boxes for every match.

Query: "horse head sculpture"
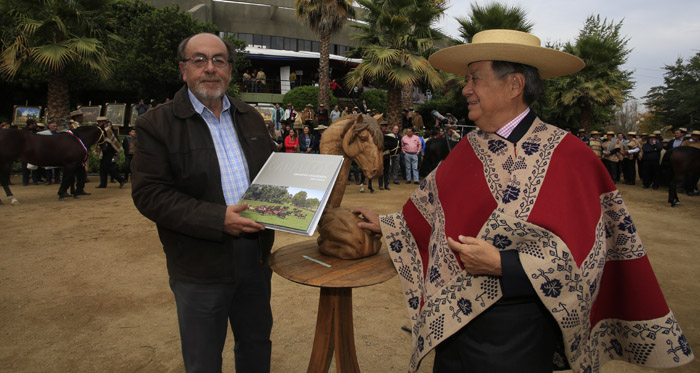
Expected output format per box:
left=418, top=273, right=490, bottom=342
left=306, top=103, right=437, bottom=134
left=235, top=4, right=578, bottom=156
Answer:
left=317, top=114, right=384, bottom=259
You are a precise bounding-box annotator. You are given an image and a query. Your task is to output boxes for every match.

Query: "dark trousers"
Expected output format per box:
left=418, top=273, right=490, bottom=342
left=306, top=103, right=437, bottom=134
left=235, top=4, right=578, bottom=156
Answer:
left=99, top=157, right=124, bottom=186
left=622, top=158, right=636, bottom=185
left=379, top=157, right=391, bottom=188
left=641, top=160, right=660, bottom=188
left=169, top=249, right=273, bottom=373
left=124, top=154, right=133, bottom=181
left=59, top=166, right=86, bottom=196
left=603, top=159, right=619, bottom=182
left=433, top=301, right=560, bottom=373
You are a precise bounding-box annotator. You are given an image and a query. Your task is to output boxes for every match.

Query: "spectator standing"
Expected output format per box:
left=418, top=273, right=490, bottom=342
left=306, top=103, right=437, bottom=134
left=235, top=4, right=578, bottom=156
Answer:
left=641, top=133, right=663, bottom=189
left=330, top=105, right=341, bottom=123
left=289, top=70, right=297, bottom=89
left=94, top=118, right=125, bottom=189
left=133, top=99, right=150, bottom=116
left=272, top=103, right=284, bottom=133
left=301, top=104, right=315, bottom=126
left=283, top=103, right=296, bottom=127
left=122, top=128, right=137, bottom=182
left=588, top=131, right=603, bottom=158
left=361, top=99, right=368, bottom=114
left=378, top=121, right=397, bottom=190
left=621, top=132, right=640, bottom=185
left=401, top=127, right=422, bottom=184
left=389, top=125, right=402, bottom=184
left=602, top=131, right=622, bottom=182
left=21, top=119, right=42, bottom=186
left=316, top=104, right=329, bottom=126
left=256, top=68, right=266, bottom=93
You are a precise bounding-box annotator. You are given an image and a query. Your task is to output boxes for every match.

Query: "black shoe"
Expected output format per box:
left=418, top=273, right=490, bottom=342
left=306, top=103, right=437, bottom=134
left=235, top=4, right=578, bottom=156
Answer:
left=73, top=194, right=81, bottom=199
left=414, top=181, right=419, bottom=184
left=370, top=189, right=375, bottom=194
left=379, top=186, right=384, bottom=190
left=642, top=185, right=650, bottom=189
left=58, top=192, right=70, bottom=201
left=75, top=191, right=91, bottom=196
left=119, top=180, right=125, bottom=189
left=385, top=186, right=390, bottom=190
left=406, top=180, right=411, bottom=184
left=393, top=181, right=399, bottom=185
left=84, top=178, right=90, bottom=183
left=95, top=185, right=106, bottom=189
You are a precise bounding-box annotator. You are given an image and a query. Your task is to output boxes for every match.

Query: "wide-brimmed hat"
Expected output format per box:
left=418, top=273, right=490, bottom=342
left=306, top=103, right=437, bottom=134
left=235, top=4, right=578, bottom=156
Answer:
left=590, top=130, right=600, bottom=135
left=315, top=125, right=328, bottom=130
left=627, top=132, right=637, bottom=136
left=429, top=29, right=585, bottom=79
left=96, top=116, right=107, bottom=121
left=606, top=131, right=615, bottom=135
left=679, top=127, right=688, bottom=133
left=691, top=130, right=700, bottom=136
left=70, top=109, right=83, bottom=117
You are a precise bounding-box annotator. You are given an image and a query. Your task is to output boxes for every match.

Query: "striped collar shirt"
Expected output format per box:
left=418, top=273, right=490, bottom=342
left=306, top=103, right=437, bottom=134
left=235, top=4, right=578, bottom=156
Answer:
left=188, top=89, right=249, bottom=206
left=496, top=107, right=530, bottom=139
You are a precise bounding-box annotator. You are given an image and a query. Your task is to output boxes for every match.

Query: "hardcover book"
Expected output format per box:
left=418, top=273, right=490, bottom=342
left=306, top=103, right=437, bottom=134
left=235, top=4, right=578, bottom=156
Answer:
left=238, top=152, right=344, bottom=236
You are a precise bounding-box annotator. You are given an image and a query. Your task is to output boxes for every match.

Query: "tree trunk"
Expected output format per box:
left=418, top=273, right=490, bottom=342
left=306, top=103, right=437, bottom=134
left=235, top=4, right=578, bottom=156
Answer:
left=402, top=83, right=413, bottom=110
left=47, top=70, right=70, bottom=129
left=581, top=101, right=592, bottom=132
left=318, top=30, right=331, bottom=109
left=387, top=85, right=402, bottom=130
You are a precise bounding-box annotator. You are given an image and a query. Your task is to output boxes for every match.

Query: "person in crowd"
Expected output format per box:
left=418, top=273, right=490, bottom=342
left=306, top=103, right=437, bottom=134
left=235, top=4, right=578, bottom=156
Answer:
left=94, top=117, right=125, bottom=189
left=271, top=103, right=284, bottom=133
left=641, top=132, right=663, bottom=189
left=289, top=70, right=297, bottom=89
left=681, top=130, right=700, bottom=148
left=301, top=104, right=315, bottom=126
left=361, top=99, right=368, bottom=114
left=401, top=127, right=422, bottom=184
left=447, top=126, right=461, bottom=142
left=330, top=105, right=341, bottom=123
left=341, top=106, right=350, bottom=117
left=284, top=125, right=299, bottom=153
left=664, top=127, right=691, bottom=193
left=256, top=68, right=266, bottom=93
left=316, top=104, right=329, bottom=127
left=283, top=103, right=296, bottom=127
left=242, top=69, right=252, bottom=92
left=45, top=121, right=61, bottom=184
left=352, top=29, right=692, bottom=373
left=298, top=125, right=318, bottom=154
left=379, top=121, right=399, bottom=191
left=621, top=131, right=640, bottom=185
left=133, top=99, right=150, bottom=116
left=667, top=127, right=687, bottom=150
left=578, top=128, right=589, bottom=144
left=329, top=78, right=340, bottom=95
left=122, top=128, right=137, bottom=182
left=389, top=125, right=402, bottom=184
left=588, top=130, right=603, bottom=158
left=602, top=131, right=622, bottom=182
left=131, top=33, right=276, bottom=372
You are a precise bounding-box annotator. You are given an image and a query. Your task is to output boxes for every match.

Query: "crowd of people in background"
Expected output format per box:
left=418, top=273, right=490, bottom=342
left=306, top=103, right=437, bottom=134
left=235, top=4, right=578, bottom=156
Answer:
left=580, top=127, right=700, bottom=195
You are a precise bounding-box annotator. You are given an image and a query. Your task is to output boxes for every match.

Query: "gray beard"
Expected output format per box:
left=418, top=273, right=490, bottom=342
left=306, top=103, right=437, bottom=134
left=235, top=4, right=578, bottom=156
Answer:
left=194, top=84, right=225, bottom=102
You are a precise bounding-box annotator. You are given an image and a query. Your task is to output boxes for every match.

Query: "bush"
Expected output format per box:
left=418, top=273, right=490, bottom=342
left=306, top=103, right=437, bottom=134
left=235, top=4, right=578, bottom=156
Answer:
left=282, top=86, right=337, bottom=111
left=362, top=90, right=387, bottom=114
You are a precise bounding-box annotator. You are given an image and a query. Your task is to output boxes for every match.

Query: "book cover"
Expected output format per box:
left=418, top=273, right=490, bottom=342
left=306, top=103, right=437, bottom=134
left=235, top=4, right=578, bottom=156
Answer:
left=238, top=153, right=344, bottom=236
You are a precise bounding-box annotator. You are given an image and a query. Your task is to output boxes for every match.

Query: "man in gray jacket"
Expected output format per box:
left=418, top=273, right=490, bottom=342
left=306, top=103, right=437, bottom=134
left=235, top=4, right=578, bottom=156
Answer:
left=131, top=33, right=276, bottom=373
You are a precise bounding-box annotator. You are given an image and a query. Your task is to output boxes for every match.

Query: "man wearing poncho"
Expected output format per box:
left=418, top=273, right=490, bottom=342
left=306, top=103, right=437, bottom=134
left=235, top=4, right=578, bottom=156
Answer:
left=354, top=30, right=693, bottom=372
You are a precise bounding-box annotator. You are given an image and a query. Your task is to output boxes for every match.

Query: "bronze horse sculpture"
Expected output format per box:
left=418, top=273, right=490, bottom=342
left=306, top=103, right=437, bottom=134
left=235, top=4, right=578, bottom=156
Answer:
left=668, top=145, right=700, bottom=207
left=0, top=126, right=105, bottom=204
left=316, top=114, right=385, bottom=259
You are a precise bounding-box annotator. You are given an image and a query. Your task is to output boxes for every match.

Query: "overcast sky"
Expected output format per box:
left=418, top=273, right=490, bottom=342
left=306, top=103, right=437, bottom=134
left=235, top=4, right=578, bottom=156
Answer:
left=440, top=0, right=700, bottom=104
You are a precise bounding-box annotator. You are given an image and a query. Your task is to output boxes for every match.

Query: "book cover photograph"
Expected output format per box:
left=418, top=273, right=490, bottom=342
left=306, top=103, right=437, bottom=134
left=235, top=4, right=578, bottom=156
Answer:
left=239, top=153, right=344, bottom=236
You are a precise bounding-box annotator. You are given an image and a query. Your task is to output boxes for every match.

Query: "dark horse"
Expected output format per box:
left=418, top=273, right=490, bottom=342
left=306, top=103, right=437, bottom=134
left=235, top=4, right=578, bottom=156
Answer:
left=0, top=126, right=105, bottom=204
left=420, top=137, right=460, bottom=178
left=668, top=146, right=700, bottom=207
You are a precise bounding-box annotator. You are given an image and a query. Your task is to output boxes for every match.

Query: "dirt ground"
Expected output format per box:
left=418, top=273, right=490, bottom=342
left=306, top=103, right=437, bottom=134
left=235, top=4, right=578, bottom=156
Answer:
left=0, top=174, right=698, bottom=373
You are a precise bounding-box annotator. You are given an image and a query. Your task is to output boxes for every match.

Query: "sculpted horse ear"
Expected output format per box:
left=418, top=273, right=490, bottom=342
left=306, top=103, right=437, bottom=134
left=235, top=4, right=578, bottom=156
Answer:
left=341, top=114, right=364, bottom=148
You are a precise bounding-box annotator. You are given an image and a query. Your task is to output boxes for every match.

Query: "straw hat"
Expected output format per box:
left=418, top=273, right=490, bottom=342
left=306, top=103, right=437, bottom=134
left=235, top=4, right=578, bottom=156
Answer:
left=315, top=125, right=328, bottom=130
left=96, top=116, right=107, bottom=121
left=429, top=29, right=584, bottom=79
left=70, top=109, right=83, bottom=117
left=590, top=130, right=600, bottom=135
left=606, top=131, right=615, bottom=135
left=627, top=132, right=637, bottom=136
left=692, top=130, right=700, bottom=136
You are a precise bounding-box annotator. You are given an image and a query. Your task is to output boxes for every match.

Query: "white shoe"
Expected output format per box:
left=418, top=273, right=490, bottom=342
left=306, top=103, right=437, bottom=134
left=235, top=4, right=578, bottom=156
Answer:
left=360, top=187, right=365, bottom=193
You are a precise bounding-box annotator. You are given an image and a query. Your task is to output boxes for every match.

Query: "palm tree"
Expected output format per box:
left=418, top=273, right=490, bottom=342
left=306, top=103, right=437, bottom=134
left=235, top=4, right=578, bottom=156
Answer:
left=347, top=0, right=445, bottom=128
left=456, top=2, right=533, bottom=43
left=549, top=16, right=633, bottom=131
left=295, top=0, right=355, bottom=109
left=1, top=0, right=113, bottom=127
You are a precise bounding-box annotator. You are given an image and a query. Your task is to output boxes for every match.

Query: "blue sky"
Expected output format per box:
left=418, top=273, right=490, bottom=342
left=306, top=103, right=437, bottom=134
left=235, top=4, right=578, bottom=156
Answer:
left=441, top=0, right=700, bottom=105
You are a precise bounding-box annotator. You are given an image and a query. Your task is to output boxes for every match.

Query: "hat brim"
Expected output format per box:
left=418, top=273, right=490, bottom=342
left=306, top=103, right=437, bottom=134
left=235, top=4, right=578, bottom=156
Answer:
left=429, top=43, right=584, bottom=79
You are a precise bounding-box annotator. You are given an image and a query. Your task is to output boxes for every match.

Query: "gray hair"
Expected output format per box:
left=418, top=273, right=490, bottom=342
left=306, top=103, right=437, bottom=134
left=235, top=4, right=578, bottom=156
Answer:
left=491, top=61, right=543, bottom=106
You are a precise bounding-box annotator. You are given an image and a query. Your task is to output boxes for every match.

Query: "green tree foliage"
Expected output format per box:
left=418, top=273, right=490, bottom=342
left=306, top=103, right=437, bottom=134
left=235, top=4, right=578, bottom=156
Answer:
left=101, top=0, right=218, bottom=101
left=291, top=191, right=309, bottom=207
left=283, top=86, right=338, bottom=111
left=347, top=0, right=445, bottom=129
left=456, top=2, right=533, bottom=43
left=245, top=185, right=290, bottom=204
left=295, top=0, right=355, bottom=108
left=1, top=0, right=114, bottom=125
left=362, top=89, right=387, bottom=114
left=540, top=16, right=633, bottom=131
left=644, top=53, right=700, bottom=130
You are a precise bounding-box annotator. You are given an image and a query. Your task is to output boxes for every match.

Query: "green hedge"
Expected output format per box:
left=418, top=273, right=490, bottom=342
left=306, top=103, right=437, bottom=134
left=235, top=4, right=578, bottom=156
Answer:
left=282, top=86, right=338, bottom=111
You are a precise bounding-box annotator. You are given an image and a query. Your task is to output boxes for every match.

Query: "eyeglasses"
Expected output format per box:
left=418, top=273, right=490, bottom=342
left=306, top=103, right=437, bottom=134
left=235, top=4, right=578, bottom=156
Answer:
left=182, top=55, right=230, bottom=68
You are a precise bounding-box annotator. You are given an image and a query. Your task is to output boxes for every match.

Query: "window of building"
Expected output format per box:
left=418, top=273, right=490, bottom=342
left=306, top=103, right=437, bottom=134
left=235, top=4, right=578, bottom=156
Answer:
left=284, top=37, right=297, bottom=51
left=311, top=41, right=319, bottom=53
left=271, top=36, right=284, bottom=50
left=301, top=40, right=312, bottom=52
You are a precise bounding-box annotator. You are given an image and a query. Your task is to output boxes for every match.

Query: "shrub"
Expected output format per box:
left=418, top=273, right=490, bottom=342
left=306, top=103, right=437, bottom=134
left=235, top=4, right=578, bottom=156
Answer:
left=282, top=86, right=337, bottom=110
left=362, top=90, right=387, bottom=114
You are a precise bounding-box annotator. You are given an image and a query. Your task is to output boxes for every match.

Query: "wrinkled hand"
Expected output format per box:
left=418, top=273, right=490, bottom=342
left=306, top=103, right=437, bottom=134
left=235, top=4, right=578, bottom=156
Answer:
left=352, top=206, right=382, bottom=234
left=224, top=203, right=265, bottom=236
left=447, top=235, right=502, bottom=276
